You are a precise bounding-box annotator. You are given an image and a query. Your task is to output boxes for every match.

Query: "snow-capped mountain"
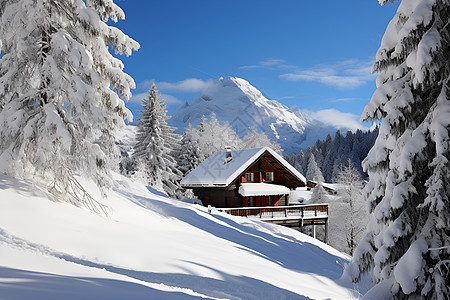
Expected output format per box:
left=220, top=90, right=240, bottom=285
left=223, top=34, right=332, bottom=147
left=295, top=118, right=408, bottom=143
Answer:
left=169, top=76, right=354, bottom=153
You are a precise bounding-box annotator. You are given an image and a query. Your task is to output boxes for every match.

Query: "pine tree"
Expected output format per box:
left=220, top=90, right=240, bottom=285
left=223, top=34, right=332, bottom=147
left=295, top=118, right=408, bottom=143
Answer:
left=0, top=0, right=139, bottom=209
left=175, top=124, right=202, bottom=176
left=321, top=131, right=340, bottom=182
left=241, top=128, right=283, bottom=154
left=194, top=114, right=214, bottom=161
left=334, top=160, right=366, bottom=255
left=349, top=0, right=450, bottom=298
left=133, top=84, right=183, bottom=198
left=310, top=182, right=327, bottom=204
left=190, top=113, right=243, bottom=161
left=295, top=150, right=305, bottom=175
left=288, top=150, right=305, bottom=175
left=350, top=130, right=364, bottom=176
left=306, top=154, right=324, bottom=183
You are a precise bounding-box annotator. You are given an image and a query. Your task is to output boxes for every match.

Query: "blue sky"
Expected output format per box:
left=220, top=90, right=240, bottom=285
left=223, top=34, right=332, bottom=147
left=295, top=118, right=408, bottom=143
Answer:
left=114, top=0, right=399, bottom=127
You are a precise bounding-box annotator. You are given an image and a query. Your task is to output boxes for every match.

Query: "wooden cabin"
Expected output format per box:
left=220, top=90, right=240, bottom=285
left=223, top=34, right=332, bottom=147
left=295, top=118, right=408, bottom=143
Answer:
left=181, top=147, right=307, bottom=208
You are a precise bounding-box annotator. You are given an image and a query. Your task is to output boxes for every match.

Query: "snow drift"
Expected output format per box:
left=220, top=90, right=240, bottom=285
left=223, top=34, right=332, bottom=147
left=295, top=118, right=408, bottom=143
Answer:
left=0, top=173, right=359, bottom=299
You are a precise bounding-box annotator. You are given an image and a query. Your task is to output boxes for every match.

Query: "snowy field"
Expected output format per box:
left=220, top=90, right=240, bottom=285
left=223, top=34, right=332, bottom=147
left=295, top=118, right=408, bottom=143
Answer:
left=0, top=173, right=361, bottom=299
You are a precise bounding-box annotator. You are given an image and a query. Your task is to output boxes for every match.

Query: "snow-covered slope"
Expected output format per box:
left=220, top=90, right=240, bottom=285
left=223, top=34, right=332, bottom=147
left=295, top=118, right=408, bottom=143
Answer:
left=169, top=77, right=353, bottom=153
left=0, top=173, right=360, bottom=299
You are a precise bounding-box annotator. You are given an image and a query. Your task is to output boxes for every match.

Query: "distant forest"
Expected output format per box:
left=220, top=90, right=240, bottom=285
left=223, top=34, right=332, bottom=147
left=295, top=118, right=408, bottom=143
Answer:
left=285, top=128, right=379, bottom=183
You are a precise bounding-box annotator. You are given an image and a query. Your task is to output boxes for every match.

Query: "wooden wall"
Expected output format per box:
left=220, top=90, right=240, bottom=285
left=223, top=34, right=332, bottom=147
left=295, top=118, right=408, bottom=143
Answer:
left=193, top=188, right=241, bottom=208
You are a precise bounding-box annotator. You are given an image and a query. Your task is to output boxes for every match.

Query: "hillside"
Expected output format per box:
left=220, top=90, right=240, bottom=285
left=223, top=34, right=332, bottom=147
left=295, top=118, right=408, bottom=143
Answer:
left=0, top=173, right=361, bottom=299
left=169, top=77, right=358, bottom=153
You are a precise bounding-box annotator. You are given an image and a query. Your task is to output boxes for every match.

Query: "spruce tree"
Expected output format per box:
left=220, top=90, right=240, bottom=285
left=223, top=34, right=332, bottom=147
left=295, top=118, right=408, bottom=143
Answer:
left=189, top=114, right=243, bottom=161
left=241, top=128, right=283, bottom=154
left=175, top=124, right=202, bottom=176
left=306, top=154, right=325, bottom=183
left=349, top=0, right=450, bottom=298
left=133, top=84, right=182, bottom=198
left=334, top=160, right=366, bottom=255
left=0, top=0, right=139, bottom=209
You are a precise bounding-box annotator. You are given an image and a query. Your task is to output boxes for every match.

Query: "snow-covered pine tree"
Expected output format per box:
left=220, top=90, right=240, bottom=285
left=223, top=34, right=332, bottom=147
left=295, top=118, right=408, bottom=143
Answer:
left=198, top=113, right=220, bottom=159
left=334, top=160, right=366, bottom=255
left=286, top=150, right=305, bottom=175
left=133, top=84, right=183, bottom=198
left=331, top=132, right=351, bottom=182
left=309, top=178, right=328, bottom=242
left=306, top=154, right=325, bottom=183
left=0, top=0, right=139, bottom=210
left=294, top=150, right=305, bottom=175
left=310, top=182, right=327, bottom=204
left=349, top=0, right=450, bottom=298
left=189, top=113, right=242, bottom=161
left=175, top=124, right=202, bottom=176
left=218, top=119, right=242, bottom=152
left=241, top=128, right=283, bottom=154
left=349, top=130, right=365, bottom=176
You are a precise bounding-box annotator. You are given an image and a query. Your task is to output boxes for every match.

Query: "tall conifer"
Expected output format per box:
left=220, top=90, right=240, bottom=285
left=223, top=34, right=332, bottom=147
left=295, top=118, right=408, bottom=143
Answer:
left=133, top=84, right=182, bottom=198
left=349, top=0, right=450, bottom=298
left=0, top=0, right=139, bottom=208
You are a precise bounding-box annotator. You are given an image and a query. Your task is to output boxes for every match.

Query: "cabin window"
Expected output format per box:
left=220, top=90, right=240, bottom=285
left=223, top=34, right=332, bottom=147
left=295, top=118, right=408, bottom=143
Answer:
left=245, top=172, right=254, bottom=182
left=265, top=172, right=274, bottom=182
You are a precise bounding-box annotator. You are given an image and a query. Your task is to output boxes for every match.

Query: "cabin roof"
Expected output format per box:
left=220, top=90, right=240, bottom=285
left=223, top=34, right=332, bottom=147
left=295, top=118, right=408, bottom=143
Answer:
left=181, top=147, right=306, bottom=188
left=307, top=180, right=338, bottom=192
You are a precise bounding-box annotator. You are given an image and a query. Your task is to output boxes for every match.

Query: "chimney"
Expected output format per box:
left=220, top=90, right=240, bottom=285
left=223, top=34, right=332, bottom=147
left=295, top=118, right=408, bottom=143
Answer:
left=224, top=146, right=232, bottom=164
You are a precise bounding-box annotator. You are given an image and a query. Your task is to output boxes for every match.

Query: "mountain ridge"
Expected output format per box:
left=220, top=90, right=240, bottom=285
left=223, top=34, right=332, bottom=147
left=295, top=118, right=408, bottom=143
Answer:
left=169, top=76, right=358, bottom=153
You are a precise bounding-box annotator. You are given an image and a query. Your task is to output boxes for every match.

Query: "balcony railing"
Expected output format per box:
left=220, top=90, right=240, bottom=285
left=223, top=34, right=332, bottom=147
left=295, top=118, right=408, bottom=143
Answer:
left=217, top=204, right=328, bottom=221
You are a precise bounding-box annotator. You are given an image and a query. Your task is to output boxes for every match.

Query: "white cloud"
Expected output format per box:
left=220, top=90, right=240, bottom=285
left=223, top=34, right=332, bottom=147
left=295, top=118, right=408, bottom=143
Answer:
left=281, top=72, right=366, bottom=89
left=137, top=78, right=215, bottom=94
left=128, top=91, right=182, bottom=105
left=133, top=78, right=210, bottom=105
left=277, top=96, right=296, bottom=100
left=308, top=109, right=366, bottom=131
left=157, top=78, right=215, bottom=93
left=161, top=93, right=182, bottom=105
left=241, top=58, right=375, bottom=90
left=328, top=97, right=360, bottom=103
left=280, top=59, right=375, bottom=89
left=129, top=92, right=147, bottom=103
left=138, top=79, right=156, bottom=90
left=240, top=58, right=296, bottom=70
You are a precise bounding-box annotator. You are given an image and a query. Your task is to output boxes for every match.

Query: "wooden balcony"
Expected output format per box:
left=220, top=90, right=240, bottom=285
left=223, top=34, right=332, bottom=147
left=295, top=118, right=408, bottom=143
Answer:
left=217, top=204, right=328, bottom=226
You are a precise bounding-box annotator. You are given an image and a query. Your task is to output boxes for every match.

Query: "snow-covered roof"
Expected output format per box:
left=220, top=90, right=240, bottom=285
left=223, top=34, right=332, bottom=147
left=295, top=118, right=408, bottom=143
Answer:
left=238, top=183, right=290, bottom=197
left=181, top=147, right=306, bottom=187
left=308, top=181, right=337, bottom=192
left=322, top=183, right=337, bottom=191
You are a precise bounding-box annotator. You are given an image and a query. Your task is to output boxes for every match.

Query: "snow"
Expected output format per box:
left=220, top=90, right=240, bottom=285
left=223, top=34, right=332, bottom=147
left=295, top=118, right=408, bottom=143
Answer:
left=181, top=146, right=306, bottom=187
left=169, top=76, right=363, bottom=153
left=321, top=182, right=338, bottom=192
left=288, top=188, right=311, bottom=204
left=393, top=237, right=428, bottom=294
left=0, top=172, right=359, bottom=299
left=116, top=123, right=138, bottom=147
left=0, top=243, right=206, bottom=300
left=238, top=183, right=290, bottom=197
